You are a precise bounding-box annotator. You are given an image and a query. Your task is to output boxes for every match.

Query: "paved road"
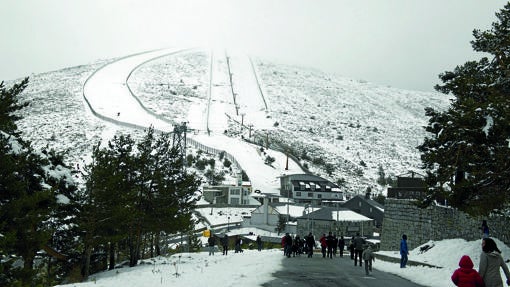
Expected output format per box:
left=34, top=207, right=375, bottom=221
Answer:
left=262, top=254, right=426, bottom=287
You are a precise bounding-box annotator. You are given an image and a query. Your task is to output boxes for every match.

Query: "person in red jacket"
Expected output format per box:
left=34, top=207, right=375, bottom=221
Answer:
left=451, top=255, right=485, bottom=287
left=319, top=234, right=327, bottom=258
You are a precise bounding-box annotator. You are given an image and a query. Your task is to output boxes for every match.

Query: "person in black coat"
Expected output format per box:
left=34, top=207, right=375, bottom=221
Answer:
left=305, top=232, right=316, bottom=258
left=256, top=235, right=262, bottom=251
left=353, top=233, right=366, bottom=267
left=284, top=233, right=293, bottom=258
left=221, top=234, right=229, bottom=255
left=326, top=232, right=336, bottom=259
left=208, top=234, right=216, bottom=256
left=338, top=236, right=346, bottom=257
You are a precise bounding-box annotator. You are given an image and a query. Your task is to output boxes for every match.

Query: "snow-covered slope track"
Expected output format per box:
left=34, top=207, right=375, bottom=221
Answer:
left=83, top=48, right=191, bottom=132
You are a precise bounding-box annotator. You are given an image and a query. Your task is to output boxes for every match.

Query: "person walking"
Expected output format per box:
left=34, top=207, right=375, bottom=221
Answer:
left=353, top=233, right=365, bottom=267
left=338, top=236, right=345, bottom=257
left=234, top=235, right=242, bottom=253
left=479, top=237, right=510, bottom=287
left=362, top=245, right=376, bottom=276
left=333, top=234, right=338, bottom=257
left=284, top=233, right=293, bottom=258
left=481, top=220, right=490, bottom=239
left=221, top=234, right=229, bottom=255
left=400, top=234, right=409, bottom=268
left=326, top=232, right=335, bottom=259
left=256, top=235, right=262, bottom=251
left=319, top=233, right=327, bottom=258
left=305, top=232, right=316, bottom=258
left=451, top=255, right=484, bottom=287
left=293, top=235, right=302, bottom=257
left=208, top=234, right=216, bottom=256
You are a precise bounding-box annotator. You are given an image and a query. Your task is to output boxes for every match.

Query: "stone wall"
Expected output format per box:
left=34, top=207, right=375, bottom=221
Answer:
left=380, top=199, right=510, bottom=251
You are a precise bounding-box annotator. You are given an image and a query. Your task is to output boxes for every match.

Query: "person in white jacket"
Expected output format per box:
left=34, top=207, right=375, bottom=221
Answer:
left=479, top=237, right=510, bottom=287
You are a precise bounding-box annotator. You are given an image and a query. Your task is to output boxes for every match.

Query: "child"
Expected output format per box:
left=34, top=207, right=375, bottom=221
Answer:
left=362, top=245, right=375, bottom=276
left=451, top=255, right=484, bottom=287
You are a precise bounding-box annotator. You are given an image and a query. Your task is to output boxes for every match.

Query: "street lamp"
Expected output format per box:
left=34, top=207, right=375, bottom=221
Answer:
left=227, top=216, right=230, bottom=231
left=305, top=204, right=310, bottom=232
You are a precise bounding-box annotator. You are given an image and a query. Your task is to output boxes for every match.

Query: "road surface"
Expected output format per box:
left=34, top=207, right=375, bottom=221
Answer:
left=263, top=254, right=426, bottom=287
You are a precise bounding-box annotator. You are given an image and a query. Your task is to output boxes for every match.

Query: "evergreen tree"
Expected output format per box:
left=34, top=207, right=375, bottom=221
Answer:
left=80, top=127, right=201, bottom=274
left=418, top=3, right=510, bottom=216
left=80, top=135, right=137, bottom=276
left=0, top=78, right=78, bottom=286
left=138, top=128, right=200, bottom=252
left=0, top=78, right=29, bottom=136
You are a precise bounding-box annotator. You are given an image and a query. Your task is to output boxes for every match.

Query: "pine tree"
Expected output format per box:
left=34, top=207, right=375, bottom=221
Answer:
left=418, top=3, right=510, bottom=216
left=80, top=135, right=138, bottom=276
left=0, top=78, right=29, bottom=136
left=80, top=127, right=201, bottom=275
left=1, top=79, right=79, bottom=285
left=136, top=128, right=200, bottom=256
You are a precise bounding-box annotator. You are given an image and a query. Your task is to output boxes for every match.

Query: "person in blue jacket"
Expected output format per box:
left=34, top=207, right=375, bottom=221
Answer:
left=400, top=234, right=409, bottom=268
left=481, top=220, right=490, bottom=238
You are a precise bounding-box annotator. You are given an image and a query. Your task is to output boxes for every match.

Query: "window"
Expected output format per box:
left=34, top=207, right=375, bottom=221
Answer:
left=231, top=198, right=239, bottom=204
left=296, top=192, right=302, bottom=197
left=317, top=194, right=322, bottom=199
left=308, top=193, right=313, bottom=197
left=230, top=188, right=241, bottom=195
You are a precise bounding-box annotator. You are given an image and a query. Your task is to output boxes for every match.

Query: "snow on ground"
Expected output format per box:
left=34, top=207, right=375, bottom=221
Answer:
left=54, top=238, right=510, bottom=287
left=84, top=49, right=304, bottom=195
left=56, top=249, right=282, bottom=287
left=191, top=134, right=303, bottom=194
left=376, top=238, right=510, bottom=287
left=16, top=47, right=451, bottom=196
left=15, top=49, right=483, bottom=286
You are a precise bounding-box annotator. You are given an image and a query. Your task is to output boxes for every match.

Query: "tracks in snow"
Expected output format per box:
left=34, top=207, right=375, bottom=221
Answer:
left=83, top=48, right=303, bottom=194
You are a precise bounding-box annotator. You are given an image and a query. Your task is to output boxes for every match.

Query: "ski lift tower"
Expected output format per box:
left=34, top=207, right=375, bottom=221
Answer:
left=172, top=122, right=188, bottom=168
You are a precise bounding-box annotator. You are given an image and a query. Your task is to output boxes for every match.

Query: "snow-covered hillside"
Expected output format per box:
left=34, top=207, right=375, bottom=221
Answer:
left=12, top=48, right=451, bottom=195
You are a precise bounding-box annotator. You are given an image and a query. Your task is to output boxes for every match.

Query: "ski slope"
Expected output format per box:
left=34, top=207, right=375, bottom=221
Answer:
left=83, top=48, right=304, bottom=195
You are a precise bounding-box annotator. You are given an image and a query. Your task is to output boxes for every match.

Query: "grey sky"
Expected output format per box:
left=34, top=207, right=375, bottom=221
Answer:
left=0, top=0, right=505, bottom=92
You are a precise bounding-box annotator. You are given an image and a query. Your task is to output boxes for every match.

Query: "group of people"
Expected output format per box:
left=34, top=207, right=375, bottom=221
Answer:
left=207, top=233, right=230, bottom=256
left=451, top=237, right=510, bottom=287
left=400, top=221, right=510, bottom=287
left=281, top=232, right=376, bottom=276
left=281, top=232, right=349, bottom=259
left=346, top=232, right=376, bottom=276
left=208, top=234, right=264, bottom=256
left=282, top=233, right=310, bottom=257
left=450, top=222, right=510, bottom=287
left=318, top=232, right=348, bottom=259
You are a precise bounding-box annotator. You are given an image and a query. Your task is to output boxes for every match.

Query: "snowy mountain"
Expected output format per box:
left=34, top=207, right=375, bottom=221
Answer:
left=12, top=48, right=451, bottom=195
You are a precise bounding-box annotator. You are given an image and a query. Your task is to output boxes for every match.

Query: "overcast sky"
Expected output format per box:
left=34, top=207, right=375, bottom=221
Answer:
left=1, top=0, right=506, bottom=92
